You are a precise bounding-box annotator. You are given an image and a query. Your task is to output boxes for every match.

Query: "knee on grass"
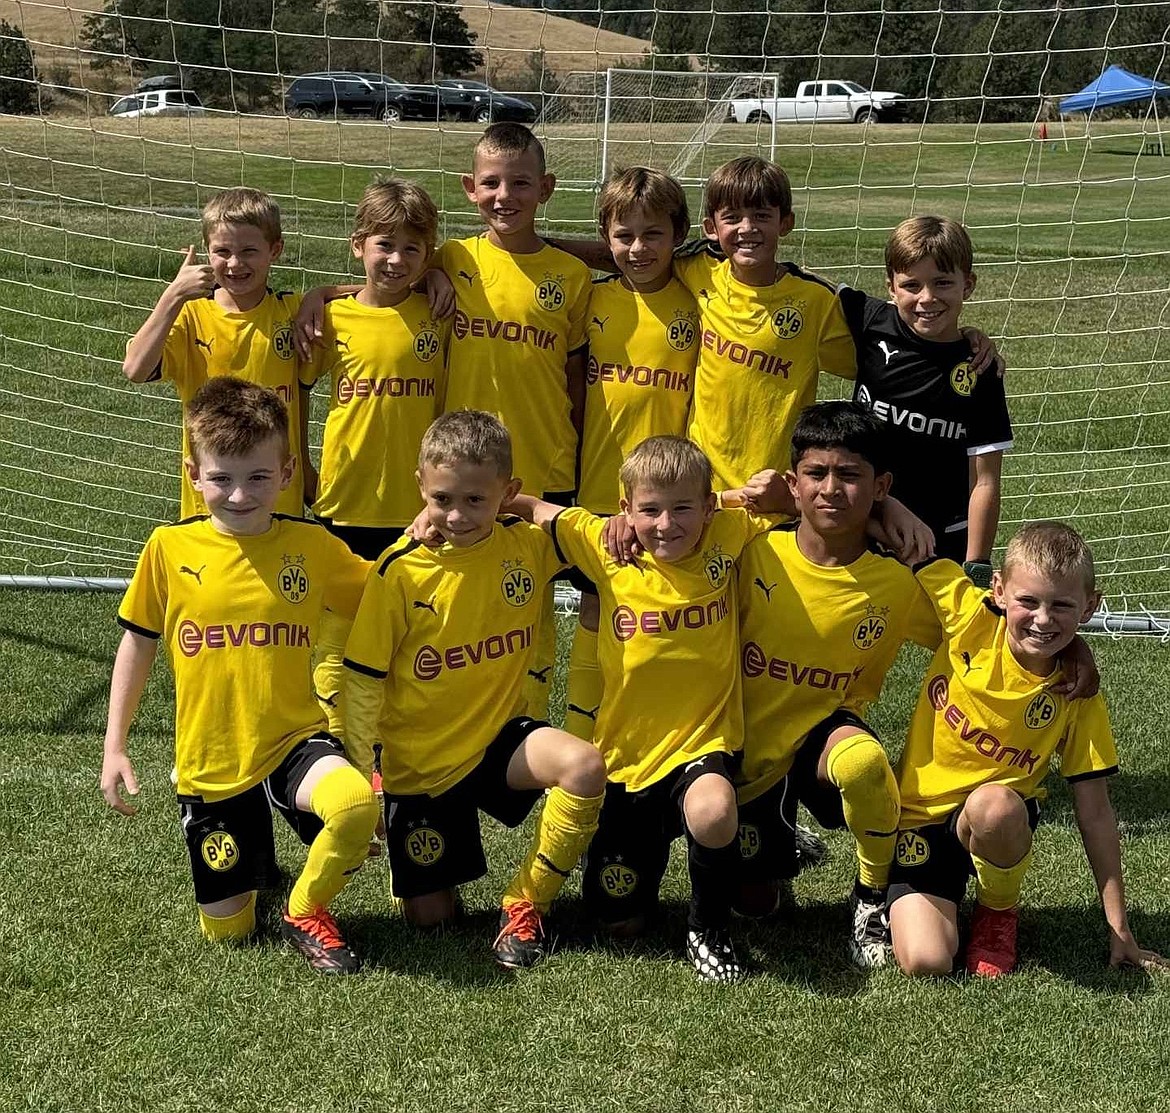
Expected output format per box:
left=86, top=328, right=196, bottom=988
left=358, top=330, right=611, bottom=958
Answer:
left=403, top=890, right=460, bottom=929
left=733, top=881, right=784, bottom=919
left=198, top=891, right=257, bottom=942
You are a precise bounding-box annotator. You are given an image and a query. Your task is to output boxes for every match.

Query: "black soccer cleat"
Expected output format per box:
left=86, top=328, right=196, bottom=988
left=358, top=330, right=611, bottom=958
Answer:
left=493, top=901, right=547, bottom=970
left=686, top=928, right=747, bottom=983
left=281, top=906, right=361, bottom=974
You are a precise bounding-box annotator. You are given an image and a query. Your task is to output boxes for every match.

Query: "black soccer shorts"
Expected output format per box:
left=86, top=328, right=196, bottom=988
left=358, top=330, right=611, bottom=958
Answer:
left=382, top=717, right=547, bottom=899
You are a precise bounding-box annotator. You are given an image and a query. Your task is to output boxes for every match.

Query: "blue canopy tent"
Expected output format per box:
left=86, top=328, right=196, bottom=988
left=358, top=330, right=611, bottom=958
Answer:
left=1059, top=65, right=1170, bottom=153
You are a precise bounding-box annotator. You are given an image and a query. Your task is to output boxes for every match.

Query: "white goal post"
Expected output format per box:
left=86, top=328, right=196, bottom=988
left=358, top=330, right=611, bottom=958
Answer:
left=1, top=1, right=1168, bottom=635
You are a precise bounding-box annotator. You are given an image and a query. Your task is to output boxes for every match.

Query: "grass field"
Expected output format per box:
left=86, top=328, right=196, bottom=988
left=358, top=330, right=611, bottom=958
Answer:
left=2, top=108, right=1170, bottom=1111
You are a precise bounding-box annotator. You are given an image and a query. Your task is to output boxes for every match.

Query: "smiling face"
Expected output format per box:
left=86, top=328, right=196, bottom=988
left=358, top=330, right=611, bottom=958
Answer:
left=461, top=147, right=553, bottom=251
left=606, top=204, right=680, bottom=294
left=787, top=446, right=889, bottom=546
left=416, top=459, right=519, bottom=548
left=702, top=203, right=793, bottom=285
left=352, top=225, right=431, bottom=308
left=992, top=563, right=1099, bottom=675
left=187, top=434, right=292, bottom=536
left=205, top=222, right=282, bottom=312
left=888, top=259, right=975, bottom=342
left=621, top=479, right=715, bottom=563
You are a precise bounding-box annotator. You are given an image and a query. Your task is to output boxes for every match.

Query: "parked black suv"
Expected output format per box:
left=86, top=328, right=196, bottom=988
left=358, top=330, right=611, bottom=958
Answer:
left=436, top=79, right=537, bottom=124
left=285, top=72, right=441, bottom=122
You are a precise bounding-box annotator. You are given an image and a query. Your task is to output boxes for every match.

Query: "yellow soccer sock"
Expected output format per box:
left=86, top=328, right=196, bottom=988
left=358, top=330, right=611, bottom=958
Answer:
left=287, top=765, right=379, bottom=919
left=502, top=786, right=604, bottom=913
left=825, top=732, right=899, bottom=891
left=313, top=609, right=353, bottom=737
left=198, top=891, right=257, bottom=942
left=564, top=624, right=602, bottom=742
left=523, top=585, right=556, bottom=721
left=972, top=847, right=1033, bottom=911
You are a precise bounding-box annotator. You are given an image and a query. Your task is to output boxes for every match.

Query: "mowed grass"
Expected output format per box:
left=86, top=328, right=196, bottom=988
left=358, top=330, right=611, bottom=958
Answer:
left=3, top=594, right=1170, bottom=1113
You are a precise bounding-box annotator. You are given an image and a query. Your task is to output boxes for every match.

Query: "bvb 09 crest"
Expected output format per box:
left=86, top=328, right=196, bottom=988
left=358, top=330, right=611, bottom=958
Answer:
left=852, top=605, right=888, bottom=650
left=277, top=554, right=309, bottom=604
left=536, top=276, right=566, bottom=312
left=501, top=559, right=535, bottom=607
left=201, top=830, right=239, bottom=872
left=895, top=829, right=930, bottom=868
left=273, top=323, right=296, bottom=361
left=414, top=328, right=440, bottom=363
left=666, top=311, right=697, bottom=352
left=1024, top=690, right=1058, bottom=730
left=406, top=826, right=445, bottom=866
left=950, top=360, right=976, bottom=397
left=599, top=861, right=638, bottom=898
left=703, top=544, right=734, bottom=588
left=770, top=303, right=804, bottom=339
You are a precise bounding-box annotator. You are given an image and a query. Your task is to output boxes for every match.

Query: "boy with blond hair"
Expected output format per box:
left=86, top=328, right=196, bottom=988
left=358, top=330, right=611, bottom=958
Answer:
left=342, top=411, right=606, bottom=970
left=889, top=522, right=1162, bottom=977
left=566, top=166, right=698, bottom=741
left=123, top=187, right=308, bottom=518
left=844, top=215, right=1012, bottom=584
left=512, top=436, right=791, bottom=982
left=100, top=377, right=378, bottom=973
left=299, top=178, right=450, bottom=732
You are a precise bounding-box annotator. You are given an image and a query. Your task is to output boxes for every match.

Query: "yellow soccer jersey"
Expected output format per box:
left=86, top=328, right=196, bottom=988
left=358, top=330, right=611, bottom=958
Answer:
left=436, top=235, right=591, bottom=495
left=673, top=250, right=857, bottom=489
left=896, top=559, right=1119, bottom=827
left=300, top=293, right=449, bottom=528
left=158, top=289, right=306, bottom=518
left=551, top=506, right=772, bottom=791
left=578, top=276, right=699, bottom=514
left=343, top=518, right=565, bottom=796
left=737, top=524, right=941, bottom=802
left=117, top=515, right=368, bottom=803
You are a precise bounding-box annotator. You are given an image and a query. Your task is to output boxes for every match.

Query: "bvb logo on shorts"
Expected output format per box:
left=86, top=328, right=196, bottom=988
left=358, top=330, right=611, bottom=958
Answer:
left=666, top=311, right=697, bottom=352
left=852, top=606, right=888, bottom=650
left=201, top=830, right=239, bottom=872
left=703, top=544, right=734, bottom=588
left=273, top=324, right=296, bottom=361
left=950, top=360, right=976, bottom=397
left=1025, top=690, right=1059, bottom=730
left=770, top=304, right=804, bottom=340
left=406, top=826, right=445, bottom=866
left=414, top=328, right=440, bottom=363
left=500, top=560, right=535, bottom=607
left=277, top=554, right=309, bottom=604
left=738, top=823, right=762, bottom=860
left=536, top=276, right=566, bottom=312
left=895, top=830, right=930, bottom=868
left=599, top=861, right=638, bottom=898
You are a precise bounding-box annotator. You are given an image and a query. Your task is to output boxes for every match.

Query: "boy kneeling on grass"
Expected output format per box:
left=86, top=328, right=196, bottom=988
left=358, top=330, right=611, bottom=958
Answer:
left=100, top=377, right=378, bottom=974
left=889, top=521, right=1166, bottom=977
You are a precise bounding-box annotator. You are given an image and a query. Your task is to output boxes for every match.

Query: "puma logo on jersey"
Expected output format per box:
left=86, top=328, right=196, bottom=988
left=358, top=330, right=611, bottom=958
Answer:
left=591, top=315, right=609, bottom=331
left=567, top=703, right=599, bottom=721
left=527, top=665, right=552, bottom=684
left=458, top=270, right=476, bottom=286
left=335, top=336, right=350, bottom=351
left=318, top=690, right=338, bottom=708
left=413, top=597, right=437, bottom=614
left=698, top=288, right=713, bottom=302
left=961, top=651, right=980, bottom=675
left=179, top=564, right=206, bottom=585
left=878, top=341, right=900, bottom=365
left=194, top=338, right=212, bottom=352
left=754, top=577, right=777, bottom=601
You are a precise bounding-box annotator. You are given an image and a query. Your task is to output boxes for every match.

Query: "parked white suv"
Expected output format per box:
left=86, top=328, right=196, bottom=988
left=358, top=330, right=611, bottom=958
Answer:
left=109, top=85, right=206, bottom=119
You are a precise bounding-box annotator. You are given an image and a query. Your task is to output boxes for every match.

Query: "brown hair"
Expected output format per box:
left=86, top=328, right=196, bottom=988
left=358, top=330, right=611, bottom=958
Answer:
left=352, top=177, right=439, bottom=252
left=201, top=187, right=282, bottom=245
left=1002, top=521, right=1096, bottom=594
left=704, top=156, right=792, bottom=220
left=419, top=410, right=513, bottom=477
left=474, top=122, right=546, bottom=175
left=598, top=166, right=690, bottom=241
left=186, top=376, right=289, bottom=462
left=620, top=435, right=713, bottom=500
left=885, top=215, right=974, bottom=278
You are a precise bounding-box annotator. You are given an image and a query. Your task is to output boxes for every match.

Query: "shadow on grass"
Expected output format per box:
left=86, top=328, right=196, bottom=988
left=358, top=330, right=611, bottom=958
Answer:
left=1022, top=903, right=1167, bottom=995
left=0, top=623, right=114, bottom=733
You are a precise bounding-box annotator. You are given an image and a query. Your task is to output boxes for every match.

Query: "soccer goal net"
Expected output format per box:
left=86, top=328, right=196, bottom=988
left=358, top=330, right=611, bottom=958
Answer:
left=1, top=0, right=1168, bottom=631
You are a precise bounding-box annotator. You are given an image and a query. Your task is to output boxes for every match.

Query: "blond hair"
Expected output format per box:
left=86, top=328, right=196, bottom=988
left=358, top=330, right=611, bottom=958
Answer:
left=885, top=215, right=974, bottom=279
left=1002, top=521, right=1096, bottom=594
left=620, top=435, right=713, bottom=500
left=201, top=187, right=282, bottom=246
left=598, top=166, right=690, bottom=241
left=186, top=376, right=289, bottom=462
left=704, top=156, right=792, bottom=220
left=475, top=122, right=546, bottom=175
left=352, top=177, right=439, bottom=252
left=419, top=410, right=512, bottom=477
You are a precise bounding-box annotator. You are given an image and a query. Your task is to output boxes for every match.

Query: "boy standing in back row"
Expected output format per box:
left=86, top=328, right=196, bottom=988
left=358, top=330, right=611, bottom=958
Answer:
left=123, top=187, right=309, bottom=519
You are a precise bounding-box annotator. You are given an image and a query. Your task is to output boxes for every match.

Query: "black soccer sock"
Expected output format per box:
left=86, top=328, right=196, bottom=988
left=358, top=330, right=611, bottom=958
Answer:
left=686, top=833, right=739, bottom=932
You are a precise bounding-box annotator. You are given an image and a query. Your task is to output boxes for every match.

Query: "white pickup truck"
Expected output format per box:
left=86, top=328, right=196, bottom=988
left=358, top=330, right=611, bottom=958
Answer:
left=729, top=80, right=906, bottom=124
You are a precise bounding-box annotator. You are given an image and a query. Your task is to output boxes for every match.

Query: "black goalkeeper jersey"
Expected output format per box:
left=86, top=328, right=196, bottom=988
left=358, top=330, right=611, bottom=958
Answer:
left=841, top=287, right=1013, bottom=542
